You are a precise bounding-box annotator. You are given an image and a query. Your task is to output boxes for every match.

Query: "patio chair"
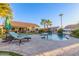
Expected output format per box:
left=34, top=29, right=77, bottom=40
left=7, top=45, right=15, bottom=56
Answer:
left=40, top=33, right=48, bottom=39
left=8, top=32, right=31, bottom=44
left=65, top=35, right=70, bottom=39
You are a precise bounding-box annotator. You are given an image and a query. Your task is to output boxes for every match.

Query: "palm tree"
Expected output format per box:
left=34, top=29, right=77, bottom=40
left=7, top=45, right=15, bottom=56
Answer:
left=0, top=3, right=13, bottom=18
left=59, top=14, right=64, bottom=28
left=40, top=19, right=47, bottom=28
left=0, top=3, right=13, bottom=36
left=46, top=19, right=52, bottom=28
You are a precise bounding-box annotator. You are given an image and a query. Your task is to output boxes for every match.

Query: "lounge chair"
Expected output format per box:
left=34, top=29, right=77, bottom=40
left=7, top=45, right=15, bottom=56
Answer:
left=40, top=33, right=48, bottom=36
left=65, top=35, right=70, bottom=39
left=8, top=32, right=31, bottom=44
left=40, top=33, right=48, bottom=39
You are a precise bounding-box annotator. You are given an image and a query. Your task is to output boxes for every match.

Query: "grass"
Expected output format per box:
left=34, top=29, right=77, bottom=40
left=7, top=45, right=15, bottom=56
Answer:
left=71, top=29, right=79, bottom=38
left=0, top=51, right=22, bottom=56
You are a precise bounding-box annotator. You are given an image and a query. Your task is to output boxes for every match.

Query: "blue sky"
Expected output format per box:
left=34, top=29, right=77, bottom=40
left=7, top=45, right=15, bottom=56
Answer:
left=0, top=3, right=79, bottom=27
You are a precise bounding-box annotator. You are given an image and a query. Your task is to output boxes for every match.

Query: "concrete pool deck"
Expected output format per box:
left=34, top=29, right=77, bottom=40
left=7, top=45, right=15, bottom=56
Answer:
left=0, top=34, right=79, bottom=56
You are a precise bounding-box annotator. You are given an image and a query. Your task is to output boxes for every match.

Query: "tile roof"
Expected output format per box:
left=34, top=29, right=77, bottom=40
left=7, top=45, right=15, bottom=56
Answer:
left=64, top=24, right=79, bottom=29
left=0, top=25, right=3, bottom=28
left=11, top=21, right=39, bottom=28
left=0, top=21, right=39, bottom=28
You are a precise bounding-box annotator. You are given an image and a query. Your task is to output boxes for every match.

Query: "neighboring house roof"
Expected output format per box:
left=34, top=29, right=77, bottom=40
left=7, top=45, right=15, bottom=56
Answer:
left=50, top=27, right=59, bottom=29
left=0, top=21, right=39, bottom=28
left=64, top=24, right=79, bottom=30
left=0, top=25, right=3, bottom=28
left=0, top=25, right=3, bottom=27
left=7, top=21, right=39, bottom=28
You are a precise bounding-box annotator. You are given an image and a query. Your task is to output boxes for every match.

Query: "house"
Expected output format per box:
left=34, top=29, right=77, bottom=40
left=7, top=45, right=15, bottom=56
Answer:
left=50, top=27, right=59, bottom=33
left=63, top=24, right=79, bottom=34
left=0, top=25, right=3, bottom=36
left=10, top=21, right=39, bottom=33
left=0, top=21, right=39, bottom=34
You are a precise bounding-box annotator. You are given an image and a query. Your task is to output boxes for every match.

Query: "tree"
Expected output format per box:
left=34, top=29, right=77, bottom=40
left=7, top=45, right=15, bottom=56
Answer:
left=0, top=3, right=13, bottom=18
left=0, top=3, right=13, bottom=37
left=40, top=19, right=52, bottom=29
left=59, top=14, right=64, bottom=28
left=46, top=19, right=52, bottom=28
left=40, top=19, right=47, bottom=28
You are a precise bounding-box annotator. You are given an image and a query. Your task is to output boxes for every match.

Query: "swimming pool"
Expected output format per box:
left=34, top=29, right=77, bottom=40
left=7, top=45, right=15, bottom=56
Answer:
left=44, top=34, right=68, bottom=41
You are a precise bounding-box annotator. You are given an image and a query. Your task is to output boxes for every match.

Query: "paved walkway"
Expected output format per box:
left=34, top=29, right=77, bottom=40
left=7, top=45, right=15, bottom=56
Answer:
left=0, top=34, right=79, bottom=56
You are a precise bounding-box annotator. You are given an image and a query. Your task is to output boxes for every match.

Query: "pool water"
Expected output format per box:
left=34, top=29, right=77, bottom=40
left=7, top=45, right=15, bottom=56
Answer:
left=45, top=34, right=68, bottom=41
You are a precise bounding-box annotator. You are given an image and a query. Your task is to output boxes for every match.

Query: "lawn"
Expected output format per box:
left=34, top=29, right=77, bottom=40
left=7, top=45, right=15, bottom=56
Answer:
left=0, top=51, right=22, bottom=56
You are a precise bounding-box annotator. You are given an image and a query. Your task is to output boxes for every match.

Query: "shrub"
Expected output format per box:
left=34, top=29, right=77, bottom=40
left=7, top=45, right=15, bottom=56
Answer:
left=57, top=28, right=63, bottom=34
left=47, top=29, right=52, bottom=34
left=71, top=29, right=79, bottom=38
left=0, top=28, right=3, bottom=38
left=0, top=51, right=22, bottom=56
left=39, top=29, right=46, bottom=34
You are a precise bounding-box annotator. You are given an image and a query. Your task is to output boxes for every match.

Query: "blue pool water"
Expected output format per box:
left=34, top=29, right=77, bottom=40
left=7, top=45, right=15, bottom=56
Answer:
left=45, top=34, right=68, bottom=41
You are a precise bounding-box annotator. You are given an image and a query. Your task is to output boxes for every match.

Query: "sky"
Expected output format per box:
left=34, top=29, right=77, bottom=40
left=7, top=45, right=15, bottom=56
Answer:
left=1, top=3, right=79, bottom=27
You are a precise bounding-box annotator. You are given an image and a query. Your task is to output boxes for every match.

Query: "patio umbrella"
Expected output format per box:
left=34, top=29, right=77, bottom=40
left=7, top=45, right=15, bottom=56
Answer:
left=4, top=16, right=12, bottom=31
left=2, top=16, right=12, bottom=42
